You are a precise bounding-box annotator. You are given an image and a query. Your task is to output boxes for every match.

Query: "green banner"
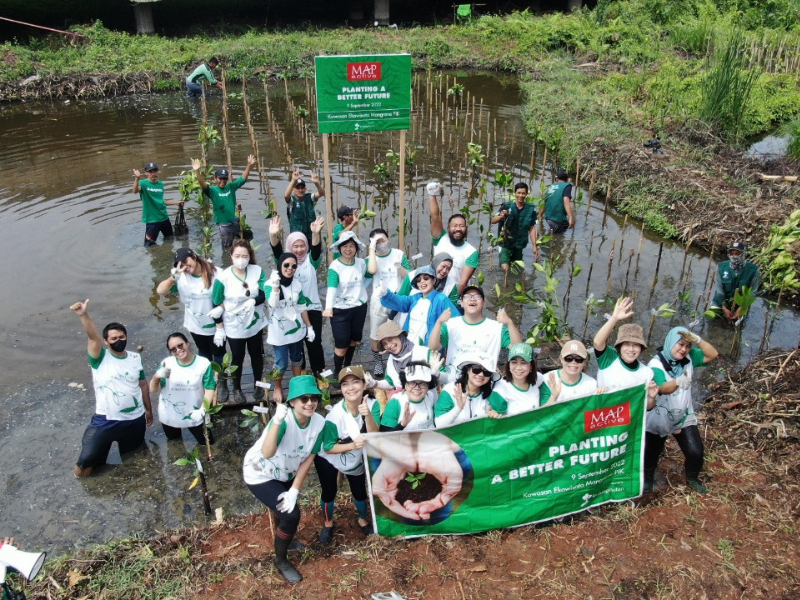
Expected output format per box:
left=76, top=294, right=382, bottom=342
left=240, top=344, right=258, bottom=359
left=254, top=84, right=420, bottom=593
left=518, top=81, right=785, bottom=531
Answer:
left=364, top=385, right=646, bottom=537
left=314, top=54, right=412, bottom=134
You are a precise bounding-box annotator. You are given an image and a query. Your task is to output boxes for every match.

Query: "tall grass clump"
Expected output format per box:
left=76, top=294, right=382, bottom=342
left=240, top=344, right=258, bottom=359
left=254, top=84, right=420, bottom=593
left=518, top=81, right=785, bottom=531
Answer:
left=699, top=29, right=761, bottom=141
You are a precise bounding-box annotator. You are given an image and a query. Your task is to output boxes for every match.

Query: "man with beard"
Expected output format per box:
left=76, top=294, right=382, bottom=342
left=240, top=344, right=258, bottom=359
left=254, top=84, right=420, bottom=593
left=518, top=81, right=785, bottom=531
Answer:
left=709, top=241, right=760, bottom=323
left=70, top=299, right=153, bottom=477
left=427, top=285, right=523, bottom=372
left=428, top=181, right=479, bottom=299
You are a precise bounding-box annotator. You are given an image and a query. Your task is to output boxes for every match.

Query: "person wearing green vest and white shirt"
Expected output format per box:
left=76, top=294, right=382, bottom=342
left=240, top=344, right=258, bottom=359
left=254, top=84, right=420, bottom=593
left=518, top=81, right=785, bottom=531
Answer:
left=149, top=333, right=215, bottom=446
left=186, top=56, right=222, bottom=97
left=264, top=252, right=315, bottom=403
left=435, top=353, right=507, bottom=427
left=242, top=375, right=326, bottom=583
left=709, top=240, right=761, bottom=324
left=428, top=285, right=523, bottom=374
left=379, top=360, right=443, bottom=431
left=193, top=156, right=256, bottom=248
left=645, top=327, right=718, bottom=494
left=284, top=168, right=325, bottom=243
left=70, top=300, right=153, bottom=477
left=490, top=182, right=540, bottom=273
left=540, top=340, right=603, bottom=405
left=324, top=231, right=373, bottom=374
left=132, top=162, right=184, bottom=247
left=367, top=227, right=412, bottom=376
left=427, top=181, right=479, bottom=300
left=209, top=239, right=267, bottom=405
left=315, top=365, right=380, bottom=544
left=539, top=170, right=575, bottom=234
left=493, top=343, right=544, bottom=415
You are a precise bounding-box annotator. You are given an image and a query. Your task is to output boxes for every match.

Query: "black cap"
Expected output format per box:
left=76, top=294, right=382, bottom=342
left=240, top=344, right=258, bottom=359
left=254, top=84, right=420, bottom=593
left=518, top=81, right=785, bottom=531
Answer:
left=294, top=178, right=306, bottom=188
left=337, top=205, right=354, bottom=220
left=461, top=285, right=485, bottom=299
left=173, top=247, right=196, bottom=267
left=728, top=241, right=746, bottom=253
left=555, top=170, right=568, bottom=181
left=145, top=162, right=158, bottom=172
left=215, top=168, right=229, bottom=179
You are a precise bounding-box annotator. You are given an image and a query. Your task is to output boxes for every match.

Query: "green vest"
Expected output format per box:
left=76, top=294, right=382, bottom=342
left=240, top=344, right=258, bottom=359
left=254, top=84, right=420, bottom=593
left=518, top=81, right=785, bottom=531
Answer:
left=713, top=261, right=759, bottom=307
left=544, top=181, right=570, bottom=223
left=499, top=201, right=537, bottom=249
left=287, top=192, right=316, bottom=239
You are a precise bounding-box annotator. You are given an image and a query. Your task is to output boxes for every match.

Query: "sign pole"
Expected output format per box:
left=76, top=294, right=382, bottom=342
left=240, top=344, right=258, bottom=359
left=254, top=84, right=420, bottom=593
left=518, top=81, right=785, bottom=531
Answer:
left=323, top=133, right=333, bottom=263
left=398, top=130, right=406, bottom=250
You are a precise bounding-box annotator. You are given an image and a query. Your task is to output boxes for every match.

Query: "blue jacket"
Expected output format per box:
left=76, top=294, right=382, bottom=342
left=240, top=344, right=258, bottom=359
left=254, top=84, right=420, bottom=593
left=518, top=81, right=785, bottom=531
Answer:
left=380, top=289, right=459, bottom=346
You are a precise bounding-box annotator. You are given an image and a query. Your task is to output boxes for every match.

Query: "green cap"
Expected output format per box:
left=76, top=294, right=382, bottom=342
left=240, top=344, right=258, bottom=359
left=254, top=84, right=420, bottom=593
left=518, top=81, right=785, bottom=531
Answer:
left=287, top=375, right=321, bottom=402
left=507, top=343, right=533, bottom=362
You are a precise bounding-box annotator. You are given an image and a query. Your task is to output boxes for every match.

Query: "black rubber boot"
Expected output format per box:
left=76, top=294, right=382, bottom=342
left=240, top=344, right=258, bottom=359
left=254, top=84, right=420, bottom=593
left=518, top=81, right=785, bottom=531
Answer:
left=334, top=353, right=344, bottom=375
left=344, top=345, right=356, bottom=367
left=273, top=535, right=302, bottom=583
left=644, top=468, right=656, bottom=493
left=686, top=473, right=708, bottom=494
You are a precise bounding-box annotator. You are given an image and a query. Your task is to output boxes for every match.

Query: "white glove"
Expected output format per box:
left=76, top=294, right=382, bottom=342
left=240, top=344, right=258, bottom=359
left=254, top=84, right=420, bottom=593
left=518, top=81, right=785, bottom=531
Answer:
left=207, top=305, right=224, bottom=319
left=189, top=406, right=206, bottom=421
left=674, top=374, right=692, bottom=390
left=155, top=365, right=171, bottom=379
left=240, top=298, right=256, bottom=313
left=429, top=351, right=443, bottom=373
left=679, top=330, right=701, bottom=344
left=426, top=181, right=442, bottom=196
left=377, top=280, right=387, bottom=298
left=273, top=402, right=289, bottom=423
left=268, top=271, right=281, bottom=287
left=365, top=372, right=377, bottom=388
left=369, top=236, right=378, bottom=251
left=170, top=266, right=184, bottom=281
left=213, top=328, right=226, bottom=347
left=306, top=327, right=316, bottom=342
left=276, top=488, right=299, bottom=513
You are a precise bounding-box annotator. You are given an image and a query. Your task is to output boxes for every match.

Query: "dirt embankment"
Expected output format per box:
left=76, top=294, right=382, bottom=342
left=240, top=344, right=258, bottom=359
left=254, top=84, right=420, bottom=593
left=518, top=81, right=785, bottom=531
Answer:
left=26, top=350, right=800, bottom=600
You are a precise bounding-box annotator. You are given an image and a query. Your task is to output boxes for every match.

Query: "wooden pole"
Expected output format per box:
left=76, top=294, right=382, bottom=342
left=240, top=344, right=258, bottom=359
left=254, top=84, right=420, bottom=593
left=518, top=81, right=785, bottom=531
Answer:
left=323, top=134, right=333, bottom=263
left=399, top=130, right=407, bottom=250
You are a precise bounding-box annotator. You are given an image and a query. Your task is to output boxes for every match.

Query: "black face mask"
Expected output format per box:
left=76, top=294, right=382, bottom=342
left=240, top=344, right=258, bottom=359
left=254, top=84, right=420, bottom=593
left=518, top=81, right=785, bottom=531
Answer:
left=109, top=339, right=127, bottom=353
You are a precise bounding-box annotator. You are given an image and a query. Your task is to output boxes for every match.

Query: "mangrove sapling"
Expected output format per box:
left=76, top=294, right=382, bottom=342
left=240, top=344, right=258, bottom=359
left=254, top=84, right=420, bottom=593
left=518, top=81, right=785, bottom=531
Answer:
left=581, top=293, right=606, bottom=340
left=646, top=303, right=677, bottom=346
left=188, top=398, right=223, bottom=461
left=174, top=447, right=213, bottom=516
left=211, top=352, right=238, bottom=405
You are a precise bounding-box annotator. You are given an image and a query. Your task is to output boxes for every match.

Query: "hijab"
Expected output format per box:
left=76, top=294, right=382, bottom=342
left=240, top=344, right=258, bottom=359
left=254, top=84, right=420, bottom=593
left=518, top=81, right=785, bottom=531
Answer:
left=388, top=333, right=416, bottom=372
left=431, top=252, right=453, bottom=293
left=657, top=326, right=692, bottom=377
left=277, top=252, right=297, bottom=300
left=285, top=232, right=309, bottom=264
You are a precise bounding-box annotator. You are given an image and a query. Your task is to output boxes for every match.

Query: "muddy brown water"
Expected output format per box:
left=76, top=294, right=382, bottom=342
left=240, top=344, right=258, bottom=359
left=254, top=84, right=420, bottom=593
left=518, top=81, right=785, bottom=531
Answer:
left=1, top=72, right=797, bottom=552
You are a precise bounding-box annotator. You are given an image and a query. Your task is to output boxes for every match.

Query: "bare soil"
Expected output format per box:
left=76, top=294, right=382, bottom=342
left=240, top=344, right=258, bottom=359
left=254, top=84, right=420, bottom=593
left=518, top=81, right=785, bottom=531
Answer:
left=29, top=351, right=800, bottom=600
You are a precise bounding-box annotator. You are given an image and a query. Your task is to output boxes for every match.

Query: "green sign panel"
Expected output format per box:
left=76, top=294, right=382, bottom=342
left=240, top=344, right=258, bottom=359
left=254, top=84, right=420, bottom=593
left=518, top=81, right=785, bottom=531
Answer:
left=315, top=54, right=412, bottom=134
left=364, top=384, right=647, bottom=537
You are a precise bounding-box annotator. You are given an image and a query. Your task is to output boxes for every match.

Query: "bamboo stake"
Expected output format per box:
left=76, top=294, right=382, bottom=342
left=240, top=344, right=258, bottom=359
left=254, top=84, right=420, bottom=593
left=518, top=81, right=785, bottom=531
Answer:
left=650, top=242, right=665, bottom=292
left=633, top=220, right=646, bottom=277
left=323, top=134, right=333, bottom=263
left=399, top=130, right=407, bottom=250
left=605, top=240, right=616, bottom=297
left=618, top=214, right=629, bottom=262
left=584, top=262, right=594, bottom=297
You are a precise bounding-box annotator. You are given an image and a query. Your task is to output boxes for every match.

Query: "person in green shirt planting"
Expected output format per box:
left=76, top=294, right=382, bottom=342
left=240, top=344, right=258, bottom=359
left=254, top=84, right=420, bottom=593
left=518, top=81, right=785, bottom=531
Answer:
left=193, top=155, right=256, bottom=248
left=490, top=181, right=540, bottom=272
left=709, top=241, right=761, bottom=324
left=186, top=57, right=222, bottom=97
left=540, top=170, right=575, bottom=234
left=133, top=162, right=184, bottom=247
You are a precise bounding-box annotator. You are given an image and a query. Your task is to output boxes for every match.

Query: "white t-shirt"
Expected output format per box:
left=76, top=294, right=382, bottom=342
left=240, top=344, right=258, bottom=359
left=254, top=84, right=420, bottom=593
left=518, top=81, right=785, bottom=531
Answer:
left=384, top=343, right=432, bottom=389
left=433, top=233, right=479, bottom=296
left=370, top=249, right=408, bottom=300
left=174, top=267, right=223, bottom=335
left=646, top=350, right=704, bottom=436
left=541, top=371, right=598, bottom=404
left=595, top=346, right=654, bottom=392
left=89, top=348, right=145, bottom=421
left=265, top=279, right=310, bottom=346
left=212, top=265, right=267, bottom=339
left=440, top=316, right=509, bottom=370
left=295, top=257, right=322, bottom=312
left=327, top=258, right=371, bottom=309
left=493, top=374, right=544, bottom=415
left=317, top=398, right=378, bottom=475
left=382, top=390, right=438, bottom=431
left=242, top=411, right=325, bottom=485
left=157, top=355, right=215, bottom=427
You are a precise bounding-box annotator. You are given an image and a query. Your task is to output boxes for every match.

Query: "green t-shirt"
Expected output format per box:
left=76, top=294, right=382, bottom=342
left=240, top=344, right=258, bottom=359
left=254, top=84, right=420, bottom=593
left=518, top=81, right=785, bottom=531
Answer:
left=204, top=177, right=246, bottom=224
left=333, top=222, right=344, bottom=260
left=138, top=179, right=168, bottom=223
left=187, top=62, right=218, bottom=85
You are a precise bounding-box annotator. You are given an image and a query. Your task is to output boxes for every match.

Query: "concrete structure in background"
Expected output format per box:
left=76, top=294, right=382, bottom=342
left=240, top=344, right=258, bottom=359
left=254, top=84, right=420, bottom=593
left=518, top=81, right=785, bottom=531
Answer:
left=132, top=0, right=160, bottom=35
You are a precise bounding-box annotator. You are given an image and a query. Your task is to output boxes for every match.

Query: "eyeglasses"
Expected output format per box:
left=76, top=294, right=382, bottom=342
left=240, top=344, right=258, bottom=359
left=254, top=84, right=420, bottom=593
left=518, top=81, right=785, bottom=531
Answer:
left=469, top=366, right=492, bottom=377
left=462, top=293, right=482, bottom=300
left=563, top=355, right=586, bottom=364
left=296, top=395, right=319, bottom=405
left=407, top=381, right=428, bottom=390
left=169, top=342, right=187, bottom=353
left=282, top=263, right=298, bottom=270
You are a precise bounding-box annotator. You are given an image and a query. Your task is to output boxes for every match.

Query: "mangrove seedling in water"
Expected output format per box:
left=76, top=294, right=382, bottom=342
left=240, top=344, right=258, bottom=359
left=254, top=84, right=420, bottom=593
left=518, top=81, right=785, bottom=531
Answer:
left=646, top=302, right=677, bottom=345
left=447, top=83, right=465, bottom=99
left=174, top=447, right=213, bottom=516
left=211, top=352, right=238, bottom=403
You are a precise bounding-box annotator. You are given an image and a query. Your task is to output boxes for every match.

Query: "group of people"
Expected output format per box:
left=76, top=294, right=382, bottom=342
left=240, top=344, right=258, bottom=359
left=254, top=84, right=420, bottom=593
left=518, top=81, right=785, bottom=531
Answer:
left=72, top=153, right=760, bottom=583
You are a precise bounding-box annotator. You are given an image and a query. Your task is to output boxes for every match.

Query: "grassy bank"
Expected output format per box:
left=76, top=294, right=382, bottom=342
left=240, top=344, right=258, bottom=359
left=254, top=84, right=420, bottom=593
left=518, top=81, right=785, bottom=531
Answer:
left=1, top=1, right=799, bottom=297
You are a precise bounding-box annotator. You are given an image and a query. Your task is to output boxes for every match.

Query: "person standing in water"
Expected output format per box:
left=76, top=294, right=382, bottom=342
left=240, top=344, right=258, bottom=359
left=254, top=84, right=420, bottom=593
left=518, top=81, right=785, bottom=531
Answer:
left=132, top=162, right=184, bottom=247
left=186, top=56, right=222, bottom=97
left=193, top=156, right=257, bottom=248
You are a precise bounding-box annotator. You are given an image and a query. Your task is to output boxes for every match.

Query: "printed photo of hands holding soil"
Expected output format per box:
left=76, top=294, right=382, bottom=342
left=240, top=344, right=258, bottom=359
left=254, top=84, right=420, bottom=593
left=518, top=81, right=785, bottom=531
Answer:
left=366, top=431, right=474, bottom=527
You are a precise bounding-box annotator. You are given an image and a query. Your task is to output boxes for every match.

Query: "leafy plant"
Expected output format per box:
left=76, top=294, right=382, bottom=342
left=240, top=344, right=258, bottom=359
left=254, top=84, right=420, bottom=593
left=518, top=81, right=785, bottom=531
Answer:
left=447, top=83, right=465, bottom=98
left=753, top=209, right=800, bottom=298
left=405, top=472, right=427, bottom=490
left=174, top=447, right=212, bottom=515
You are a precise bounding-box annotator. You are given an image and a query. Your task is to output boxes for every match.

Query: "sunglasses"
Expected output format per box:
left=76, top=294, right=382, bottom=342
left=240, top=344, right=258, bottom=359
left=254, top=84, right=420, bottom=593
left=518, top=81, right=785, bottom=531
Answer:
left=282, top=263, right=298, bottom=270
left=563, top=355, right=586, bottom=364
left=469, top=365, right=492, bottom=377
left=169, top=342, right=187, bottom=353
left=239, top=281, right=254, bottom=297
left=296, top=395, right=319, bottom=405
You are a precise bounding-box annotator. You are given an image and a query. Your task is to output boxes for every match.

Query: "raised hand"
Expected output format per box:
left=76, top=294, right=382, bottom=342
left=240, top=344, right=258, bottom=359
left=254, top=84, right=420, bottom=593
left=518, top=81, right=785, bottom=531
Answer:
left=309, top=172, right=320, bottom=185
left=191, top=158, right=202, bottom=171
left=452, top=383, right=467, bottom=410
left=70, top=299, right=90, bottom=317
left=247, top=154, right=257, bottom=166
left=612, top=296, right=635, bottom=321
left=436, top=308, right=452, bottom=325
left=269, top=214, right=281, bottom=238
left=399, top=401, right=417, bottom=427
left=133, top=169, right=141, bottom=179
left=310, top=216, right=325, bottom=234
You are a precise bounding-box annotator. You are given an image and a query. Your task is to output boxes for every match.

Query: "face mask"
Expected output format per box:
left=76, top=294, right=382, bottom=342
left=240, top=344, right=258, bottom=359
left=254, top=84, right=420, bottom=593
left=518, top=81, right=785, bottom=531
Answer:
left=109, top=339, right=127, bottom=353
left=375, top=241, right=390, bottom=254
left=729, top=254, right=744, bottom=270
left=233, top=257, right=249, bottom=270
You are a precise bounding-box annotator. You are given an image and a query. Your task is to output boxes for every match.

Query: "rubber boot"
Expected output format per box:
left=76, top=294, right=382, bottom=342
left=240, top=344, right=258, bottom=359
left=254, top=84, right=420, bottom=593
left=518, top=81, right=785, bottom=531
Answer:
left=334, top=353, right=344, bottom=375
left=232, top=388, right=247, bottom=405
left=643, top=468, right=656, bottom=493
left=686, top=474, right=708, bottom=494
left=344, top=345, right=356, bottom=367
left=273, top=534, right=302, bottom=583
left=253, top=384, right=265, bottom=402
left=372, top=350, right=384, bottom=378
left=217, top=378, right=229, bottom=404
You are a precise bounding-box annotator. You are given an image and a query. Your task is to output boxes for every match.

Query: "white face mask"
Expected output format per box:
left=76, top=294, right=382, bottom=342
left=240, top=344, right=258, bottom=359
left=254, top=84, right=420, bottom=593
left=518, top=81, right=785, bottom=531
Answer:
left=233, top=257, right=249, bottom=270
left=375, top=241, right=390, bottom=254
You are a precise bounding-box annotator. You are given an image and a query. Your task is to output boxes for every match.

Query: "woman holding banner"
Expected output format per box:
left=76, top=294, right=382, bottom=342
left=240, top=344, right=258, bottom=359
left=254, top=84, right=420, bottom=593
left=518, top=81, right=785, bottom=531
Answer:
left=379, top=360, right=441, bottom=431
left=493, top=343, right=544, bottom=415
left=434, top=353, right=507, bottom=427
left=540, top=340, right=602, bottom=405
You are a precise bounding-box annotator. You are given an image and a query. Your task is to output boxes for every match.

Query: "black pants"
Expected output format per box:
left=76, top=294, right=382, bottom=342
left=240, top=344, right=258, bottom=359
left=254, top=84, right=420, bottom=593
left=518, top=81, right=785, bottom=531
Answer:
left=162, top=423, right=212, bottom=445
left=227, top=333, right=264, bottom=390
left=76, top=415, right=146, bottom=469
left=144, top=219, right=174, bottom=245
left=190, top=332, right=225, bottom=366
left=304, top=310, right=325, bottom=374
left=330, top=303, right=368, bottom=349
left=644, top=425, right=704, bottom=479
left=246, top=479, right=301, bottom=535
left=314, top=455, right=367, bottom=503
